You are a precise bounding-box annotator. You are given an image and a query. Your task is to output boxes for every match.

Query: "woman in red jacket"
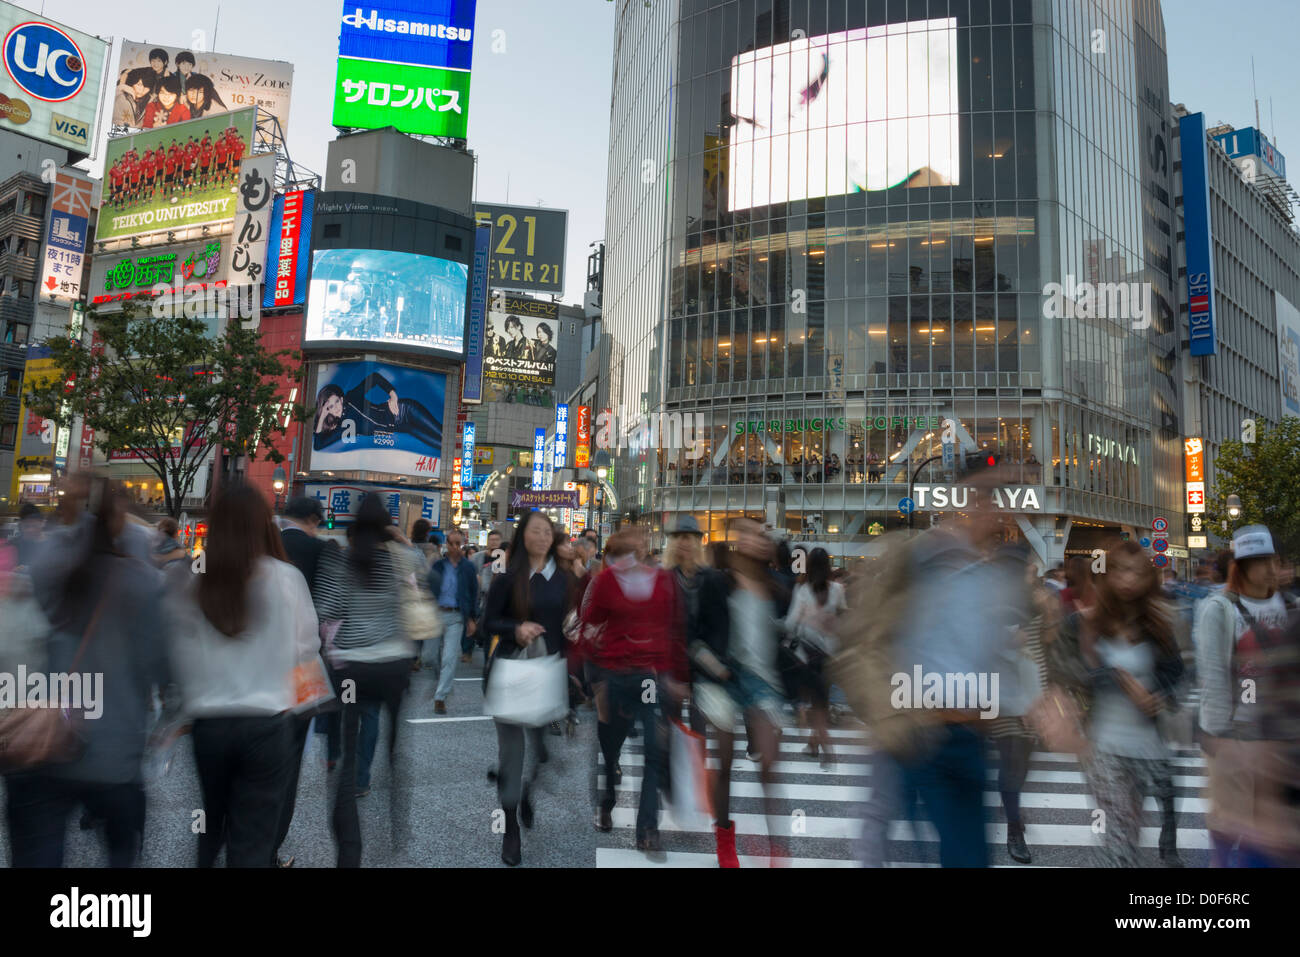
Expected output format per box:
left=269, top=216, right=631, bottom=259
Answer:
left=581, top=529, right=687, bottom=860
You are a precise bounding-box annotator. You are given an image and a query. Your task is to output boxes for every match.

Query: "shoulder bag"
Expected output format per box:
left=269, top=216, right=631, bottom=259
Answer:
left=0, top=585, right=111, bottom=774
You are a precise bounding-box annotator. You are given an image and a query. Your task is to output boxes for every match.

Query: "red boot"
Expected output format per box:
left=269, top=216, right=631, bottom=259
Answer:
left=714, top=821, right=740, bottom=868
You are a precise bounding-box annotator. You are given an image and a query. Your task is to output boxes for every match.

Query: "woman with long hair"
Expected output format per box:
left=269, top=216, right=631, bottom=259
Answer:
left=314, top=493, right=418, bottom=867
left=184, top=73, right=226, bottom=118
left=784, top=546, right=845, bottom=768
left=8, top=478, right=169, bottom=867
left=482, top=510, right=572, bottom=865
left=165, top=484, right=320, bottom=866
left=1050, top=541, right=1185, bottom=867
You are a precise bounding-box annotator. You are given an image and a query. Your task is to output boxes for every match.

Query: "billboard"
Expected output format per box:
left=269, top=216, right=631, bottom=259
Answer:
left=39, top=169, right=94, bottom=301
left=1278, top=292, right=1300, bottom=418
left=263, top=190, right=315, bottom=308
left=472, top=203, right=567, bottom=294
left=332, top=0, right=476, bottom=139
left=311, top=360, right=445, bottom=480
left=0, top=8, right=108, bottom=154
left=553, top=403, right=568, bottom=470
left=531, top=428, right=545, bottom=490
left=89, top=237, right=226, bottom=306
left=461, top=222, right=491, bottom=402
left=100, top=106, right=256, bottom=241
left=574, top=406, right=591, bottom=468
left=112, top=41, right=294, bottom=137
left=227, top=153, right=276, bottom=292
left=729, top=19, right=959, bottom=211
left=305, top=248, right=468, bottom=355
left=305, top=482, right=441, bottom=527
left=1180, top=113, right=1217, bottom=357
left=1214, top=126, right=1287, bottom=182
left=483, top=294, right=558, bottom=400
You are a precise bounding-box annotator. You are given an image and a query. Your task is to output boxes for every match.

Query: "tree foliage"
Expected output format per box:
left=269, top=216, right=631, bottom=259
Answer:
left=1204, top=416, right=1300, bottom=560
left=25, top=303, right=303, bottom=517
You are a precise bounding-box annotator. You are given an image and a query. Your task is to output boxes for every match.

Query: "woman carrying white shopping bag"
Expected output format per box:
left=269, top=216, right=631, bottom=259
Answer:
left=482, top=511, right=575, bottom=866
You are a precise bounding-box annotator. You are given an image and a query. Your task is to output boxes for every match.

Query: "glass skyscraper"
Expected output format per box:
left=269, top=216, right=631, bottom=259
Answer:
left=603, top=0, right=1184, bottom=564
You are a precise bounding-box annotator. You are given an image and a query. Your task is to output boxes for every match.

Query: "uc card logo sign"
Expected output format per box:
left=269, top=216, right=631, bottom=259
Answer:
left=4, top=21, right=86, bottom=102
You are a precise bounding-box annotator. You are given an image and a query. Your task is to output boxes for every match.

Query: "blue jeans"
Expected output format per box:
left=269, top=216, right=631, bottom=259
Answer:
left=901, top=724, right=988, bottom=867
left=357, top=701, right=380, bottom=790
left=427, top=611, right=465, bottom=703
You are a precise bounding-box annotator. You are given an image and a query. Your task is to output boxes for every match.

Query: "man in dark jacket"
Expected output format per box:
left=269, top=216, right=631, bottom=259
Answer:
left=274, top=496, right=330, bottom=866
left=427, top=529, right=478, bottom=714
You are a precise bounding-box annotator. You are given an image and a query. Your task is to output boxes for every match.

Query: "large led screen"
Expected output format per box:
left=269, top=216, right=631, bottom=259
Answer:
left=728, top=18, right=960, bottom=210
left=306, top=248, right=469, bottom=355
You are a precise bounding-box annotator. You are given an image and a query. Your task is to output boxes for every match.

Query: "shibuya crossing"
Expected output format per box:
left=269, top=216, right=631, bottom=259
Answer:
left=602, top=0, right=1185, bottom=566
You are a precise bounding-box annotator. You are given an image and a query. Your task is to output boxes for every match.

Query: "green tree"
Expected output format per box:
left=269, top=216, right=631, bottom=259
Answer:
left=1204, top=416, right=1300, bottom=560
left=25, top=303, right=303, bottom=518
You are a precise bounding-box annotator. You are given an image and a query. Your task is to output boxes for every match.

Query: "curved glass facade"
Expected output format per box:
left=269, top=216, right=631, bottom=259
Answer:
left=604, top=0, right=1183, bottom=558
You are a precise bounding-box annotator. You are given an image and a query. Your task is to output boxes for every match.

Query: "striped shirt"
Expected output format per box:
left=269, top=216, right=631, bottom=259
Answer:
left=314, top=542, right=415, bottom=665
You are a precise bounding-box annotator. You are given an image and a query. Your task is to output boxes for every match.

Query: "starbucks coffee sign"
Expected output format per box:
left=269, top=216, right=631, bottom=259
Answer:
left=736, top=413, right=942, bottom=435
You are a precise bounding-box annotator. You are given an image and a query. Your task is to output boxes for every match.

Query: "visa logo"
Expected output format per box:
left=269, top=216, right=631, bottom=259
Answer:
left=50, top=113, right=88, bottom=144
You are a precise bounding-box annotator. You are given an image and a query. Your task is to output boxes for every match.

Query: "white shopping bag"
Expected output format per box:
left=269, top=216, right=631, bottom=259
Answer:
left=482, top=640, right=568, bottom=727
left=666, top=718, right=712, bottom=830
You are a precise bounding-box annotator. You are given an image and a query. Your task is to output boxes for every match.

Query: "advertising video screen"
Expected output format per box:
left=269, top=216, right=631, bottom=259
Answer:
left=311, top=360, right=445, bottom=480
left=306, top=248, right=468, bottom=355
left=728, top=18, right=959, bottom=210
left=100, top=107, right=256, bottom=241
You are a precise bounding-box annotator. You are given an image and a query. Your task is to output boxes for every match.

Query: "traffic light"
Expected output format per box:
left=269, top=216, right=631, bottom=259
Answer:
left=962, top=450, right=1000, bottom=472
left=325, top=509, right=335, bottom=530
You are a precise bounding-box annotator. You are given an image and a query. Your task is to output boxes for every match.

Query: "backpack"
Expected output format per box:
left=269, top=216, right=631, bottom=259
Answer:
left=1226, top=592, right=1300, bottom=741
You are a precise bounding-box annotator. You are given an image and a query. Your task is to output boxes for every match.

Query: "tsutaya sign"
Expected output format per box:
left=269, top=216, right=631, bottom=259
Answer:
left=913, top=485, right=1044, bottom=511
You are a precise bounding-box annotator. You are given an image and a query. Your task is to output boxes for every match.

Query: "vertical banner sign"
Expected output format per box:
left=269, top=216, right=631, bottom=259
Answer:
left=451, top=456, right=463, bottom=516
left=532, top=428, right=546, bottom=491
left=264, top=189, right=315, bottom=308
left=1180, top=113, right=1217, bottom=357
left=575, top=405, right=591, bottom=468
left=462, top=223, right=491, bottom=403
left=40, top=171, right=94, bottom=301
left=229, top=153, right=277, bottom=291
left=1184, top=436, right=1206, bottom=514
left=461, top=421, right=475, bottom=488
left=553, top=403, right=569, bottom=470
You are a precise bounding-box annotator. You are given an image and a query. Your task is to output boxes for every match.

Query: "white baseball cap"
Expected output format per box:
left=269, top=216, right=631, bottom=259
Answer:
left=1231, top=525, right=1276, bottom=560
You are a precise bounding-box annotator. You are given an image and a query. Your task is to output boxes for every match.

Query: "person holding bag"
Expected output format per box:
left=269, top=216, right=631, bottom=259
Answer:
left=482, top=510, right=573, bottom=866
left=7, top=477, right=169, bottom=868
left=313, top=494, right=417, bottom=868
left=165, top=484, right=324, bottom=867
left=784, top=546, right=845, bottom=769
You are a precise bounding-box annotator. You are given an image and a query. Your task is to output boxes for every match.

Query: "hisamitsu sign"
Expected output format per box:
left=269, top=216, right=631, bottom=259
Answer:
left=511, top=489, right=578, bottom=509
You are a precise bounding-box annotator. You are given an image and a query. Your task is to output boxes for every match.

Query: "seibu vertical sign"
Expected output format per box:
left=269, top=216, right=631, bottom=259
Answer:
left=263, top=189, right=315, bottom=308
left=1180, top=113, right=1217, bottom=357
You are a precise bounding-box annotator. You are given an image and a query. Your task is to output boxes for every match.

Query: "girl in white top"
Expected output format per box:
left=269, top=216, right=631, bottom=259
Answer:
left=784, top=547, right=846, bottom=767
left=164, top=484, right=321, bottom=867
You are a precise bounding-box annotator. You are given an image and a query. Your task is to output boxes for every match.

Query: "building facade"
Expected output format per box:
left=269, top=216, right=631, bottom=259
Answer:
left=603, top=0, right=1187, bottom=565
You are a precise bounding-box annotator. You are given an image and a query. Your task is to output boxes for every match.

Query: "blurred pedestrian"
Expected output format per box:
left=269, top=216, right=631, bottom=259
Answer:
left=1195, top=525, right=1298, bottom=866
left=152, top=517, right=188, bottom=568
left=12, top=503, right=44, bottom=569
left=165, top=485, right=320, bottom=867
left=582, top=527, right=686, bottom=861
left=1052, top=541, right=1185, bottom=867
left=427, top=529, right=478, bottom=710
left=8, top=478, right=168, bottom=867
left=784, top=546, right=845, bottom=769
left=483, top=510, right=574, bottom=866
left=314, top=494, right=417, bottom=867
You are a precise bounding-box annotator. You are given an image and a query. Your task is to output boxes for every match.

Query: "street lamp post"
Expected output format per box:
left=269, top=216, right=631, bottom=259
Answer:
left=272, top=465, right=287, bottom=513
left=907, top=454, right=944, bottom=531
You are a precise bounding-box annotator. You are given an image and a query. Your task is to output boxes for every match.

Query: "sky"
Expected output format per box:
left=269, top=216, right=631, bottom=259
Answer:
left=14, top=0, right=1298, bottom=303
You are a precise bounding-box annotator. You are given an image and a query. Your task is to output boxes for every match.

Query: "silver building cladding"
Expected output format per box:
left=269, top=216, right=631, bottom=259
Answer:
left=602, top=0, right=1186, bottom=563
